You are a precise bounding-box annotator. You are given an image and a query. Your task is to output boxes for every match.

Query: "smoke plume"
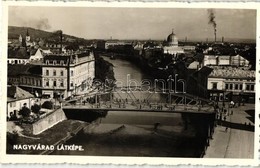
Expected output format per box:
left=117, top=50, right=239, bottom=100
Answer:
left=35, top=18, right=51, bottom=30
left=207, top=9, right=217, bottom=42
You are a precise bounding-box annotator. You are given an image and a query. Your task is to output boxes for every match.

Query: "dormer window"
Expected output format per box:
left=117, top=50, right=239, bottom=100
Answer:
left=60, top=60, right=64, bottom=65
left=46, top=60, right=49, bottom=65
left=53, top=60, right=57, bottom=65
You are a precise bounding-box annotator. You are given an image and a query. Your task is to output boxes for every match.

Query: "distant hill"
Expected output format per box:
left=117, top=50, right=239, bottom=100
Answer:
left=8, top=26, right=87, bottom=44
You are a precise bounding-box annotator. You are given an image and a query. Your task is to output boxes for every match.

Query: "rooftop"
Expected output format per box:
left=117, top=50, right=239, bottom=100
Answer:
left=8, top=64, right=42, bottom=76
left=7, top=85, right=34, bottom=102
left=208, top=66, right=255, bottom=79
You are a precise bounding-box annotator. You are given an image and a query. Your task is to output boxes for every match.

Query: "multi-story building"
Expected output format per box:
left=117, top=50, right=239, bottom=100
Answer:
left=105, top=40, right=133, bottom=50
left=203, top=55, right=250, bottom=67
left=42, top=55, right=69, bottom=98
left=42, top=50, right=95, bottom=98
left=207, top=66, right=255, bottom=103
left=8, top=64, right=43, bottom=97
left=8, top=50, right=95, bottom=99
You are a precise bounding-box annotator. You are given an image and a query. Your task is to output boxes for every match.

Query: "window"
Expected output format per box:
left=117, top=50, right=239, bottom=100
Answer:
left=246, top=84, right=250, bottom=90
left=53, top=80, right=57, bottom=87
left=10, top=102, right=16, bottom=107
left=60, top=60, right=64, bottom=65
left=61, top=70, right=64, bottom=76
left=225, top=84, right=229, bottom=90
left=53, top=70, right=56, bottom=76
left=71, top=70, right=74, bottom=77
left=70, top=82, right=74, bottom=87
left=239, top=84, right=243, bottom=90
left=46, top=81, right=49, bottom=87
left=53, top=60, right=57, bottom=65
left=235, top=84, right=238, bottom=90
left=212, top=82, right=217, bottom=89
left=229, top=84, right=233, bottom=90
left=60, top=81, right=64, bottom=87
left=251, top=85, right=254, bottom=91
left=46, top=60, right=49, bottom=65
left=46, top=70, right=49, bottom=76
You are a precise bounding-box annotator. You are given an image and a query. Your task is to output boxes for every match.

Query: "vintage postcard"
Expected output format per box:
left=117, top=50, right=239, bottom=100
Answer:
left=0, top=1, right=259, bottom=166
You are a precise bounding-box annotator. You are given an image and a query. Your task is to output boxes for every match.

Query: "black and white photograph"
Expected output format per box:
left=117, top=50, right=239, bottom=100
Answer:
left=2, top=2, right=258, bottom=165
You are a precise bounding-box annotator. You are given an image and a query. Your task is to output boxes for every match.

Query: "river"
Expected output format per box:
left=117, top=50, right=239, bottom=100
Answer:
left=52, top=56, right=201, bottom=157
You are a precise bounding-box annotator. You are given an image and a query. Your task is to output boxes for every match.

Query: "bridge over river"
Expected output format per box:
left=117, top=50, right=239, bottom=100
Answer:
left=62, top=86, right=216, bottom=115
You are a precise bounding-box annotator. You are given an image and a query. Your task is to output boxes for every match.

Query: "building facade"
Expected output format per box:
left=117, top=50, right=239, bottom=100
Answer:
left=203, top=55, right=250, bottom=67
left=42, top=51, right=95, bottom=98
left=8, top=50, right=95, bottom=99
left=7, top=85, right=35, bottom=119
left=163, top=30, right=184, bottom=55
left=207, top=66, right=255, bottom=102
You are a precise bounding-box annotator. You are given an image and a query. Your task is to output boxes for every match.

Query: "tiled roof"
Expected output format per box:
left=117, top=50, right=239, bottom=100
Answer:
left=7, top=85, right=34, bottom=101
left=8, top=64, right=42, bottom=76
left=208, top=66, right=255, bottom=79
left=44, top=55, right=70, bottom=63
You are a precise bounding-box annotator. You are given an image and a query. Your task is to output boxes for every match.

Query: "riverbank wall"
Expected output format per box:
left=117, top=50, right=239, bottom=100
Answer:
left=32, top=108, right=67, bottom=135
left=40, top=122, right=85, bottom=155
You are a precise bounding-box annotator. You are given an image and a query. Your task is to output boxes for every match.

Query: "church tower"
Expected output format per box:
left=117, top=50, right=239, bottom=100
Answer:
left=19, top=34, right=23, bottom=44
left=26, top=29, right=30, bottom=42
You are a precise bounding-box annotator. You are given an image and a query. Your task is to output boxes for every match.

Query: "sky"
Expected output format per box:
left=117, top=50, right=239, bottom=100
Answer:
left=8, top=6, right=256, bottom=41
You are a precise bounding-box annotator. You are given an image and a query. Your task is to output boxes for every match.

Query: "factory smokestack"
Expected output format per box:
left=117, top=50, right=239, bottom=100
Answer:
left=207, top=9, right=217, bottom=43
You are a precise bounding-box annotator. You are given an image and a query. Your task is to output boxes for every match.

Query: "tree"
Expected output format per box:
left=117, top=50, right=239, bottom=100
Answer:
left=18, top=106, right=31, bottom=118
left=31, top=104, right=41, bottom=114
left=42, top=101, right=53, bottom=109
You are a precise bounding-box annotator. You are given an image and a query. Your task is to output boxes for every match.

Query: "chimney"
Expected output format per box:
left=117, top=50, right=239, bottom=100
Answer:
left=214, top=32, right=217, bottom=43
left=60, top=31, right=63, bottom=54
